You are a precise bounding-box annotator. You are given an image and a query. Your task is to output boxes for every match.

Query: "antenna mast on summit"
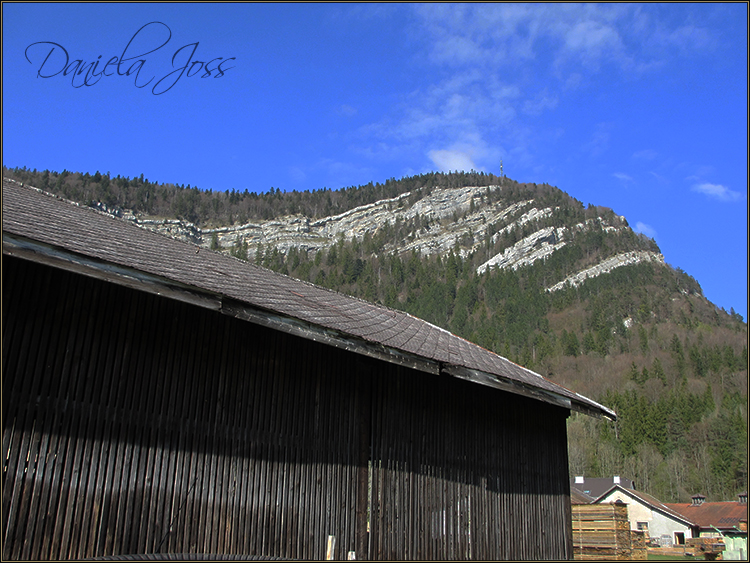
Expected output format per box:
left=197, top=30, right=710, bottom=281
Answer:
left=500, top=159, right=505, bottom=185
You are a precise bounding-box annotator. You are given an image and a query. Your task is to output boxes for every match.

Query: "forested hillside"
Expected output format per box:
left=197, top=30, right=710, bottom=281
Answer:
left=3, top=165, right=498, bottom=224
left=4, top=165, right=747, bottom=504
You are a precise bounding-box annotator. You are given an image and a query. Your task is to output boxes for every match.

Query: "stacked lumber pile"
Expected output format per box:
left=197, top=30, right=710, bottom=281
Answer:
left=572, top=504, right=633, bottom=560
left=685, top=537, right=725, bottom=559
left=630, top=530, right=647, bottom=560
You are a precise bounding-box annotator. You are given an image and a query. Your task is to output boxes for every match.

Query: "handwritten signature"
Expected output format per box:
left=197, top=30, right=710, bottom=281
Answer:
left=24, top=21, right=236, bottom=95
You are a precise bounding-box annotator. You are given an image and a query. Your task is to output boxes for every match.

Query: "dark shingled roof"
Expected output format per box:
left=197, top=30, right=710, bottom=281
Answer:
left=572, top=476, right=635, bottom=499
left=2, top=178, right=615, bottom=419
left=570, top=488, right=595, bottom=505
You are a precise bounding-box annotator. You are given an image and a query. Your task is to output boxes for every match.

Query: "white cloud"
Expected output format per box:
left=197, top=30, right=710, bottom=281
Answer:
left=352, top=4, right=727, bottom=176
left=522, top=92, right=559, bottom=115
left=411, top=3, right=720, bottom=83
left=635, top=222, right=657, bottom=239
left=583, top=122, right=612, bottom=158
left=649, top=171, right=669, bottom=185
left=359, top=67, right=518, bottom=172
left=429, top=34, right=485, bottom=66
left=692, top=183, right=745, bottom=202
left=561, top=19, right=626, bottom=67
left=426, top=134, right=495, bottom=173
left=428, top=149, right=478, bottom=172
left=562, top=72, right=583, bottom=91
left=654, top=23, right=715, bottom=52
left=414, top=3, right=539, bottom=67
left=612, top=172, right=633, bottom=183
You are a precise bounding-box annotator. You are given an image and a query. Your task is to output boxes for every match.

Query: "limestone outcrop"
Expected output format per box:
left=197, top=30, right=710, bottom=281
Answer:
left=545, top=251, right=665, bottom=292
left=476, top=226, right=568, bottom=274
left=106, top=183, right=660, bottom=292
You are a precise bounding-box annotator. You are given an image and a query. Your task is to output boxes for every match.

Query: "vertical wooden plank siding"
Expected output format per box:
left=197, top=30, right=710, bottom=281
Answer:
left=3, top=256, right=573, bottom=560
left=2, top=257, right=361, bottom=560
left=367, top=364, right=573, bottom=561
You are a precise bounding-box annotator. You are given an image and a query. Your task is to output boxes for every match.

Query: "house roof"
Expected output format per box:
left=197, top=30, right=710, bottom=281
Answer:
left=571, top=476, right=635, bottom=499
left=570, top=488, right=595, bottom=505
left=664, top=501, right=748, bottom=532
left=594, top=485, right=696, bottom=528
left=2, top=179, right=615, bottom=419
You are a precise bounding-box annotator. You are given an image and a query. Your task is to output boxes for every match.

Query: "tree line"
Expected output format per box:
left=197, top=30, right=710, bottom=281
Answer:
left=3, top=165, right=508, bottom=225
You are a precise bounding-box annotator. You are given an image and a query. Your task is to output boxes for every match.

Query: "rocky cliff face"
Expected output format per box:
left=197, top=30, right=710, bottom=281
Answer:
left=119, top=183, right=664, bottom=288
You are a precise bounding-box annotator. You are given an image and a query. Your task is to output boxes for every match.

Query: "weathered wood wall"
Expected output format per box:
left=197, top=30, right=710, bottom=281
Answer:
left=367, top=362, right=573, bottom=560
left=3, top=256, right=573, bottom=560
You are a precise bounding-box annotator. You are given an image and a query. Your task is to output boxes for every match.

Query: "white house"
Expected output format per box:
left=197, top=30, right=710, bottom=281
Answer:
left=594, top=484, right=696, bottom=547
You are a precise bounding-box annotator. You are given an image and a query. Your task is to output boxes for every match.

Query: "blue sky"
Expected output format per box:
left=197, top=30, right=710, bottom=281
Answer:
left=3, top=3, right=747, bottom=319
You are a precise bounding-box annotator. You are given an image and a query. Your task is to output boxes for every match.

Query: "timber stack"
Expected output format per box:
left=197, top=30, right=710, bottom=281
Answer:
left=630, top=530, right=647, bottom=560
left=572, top=504, right=634, bottom=560
left=685, top=537, right=726, bottom=560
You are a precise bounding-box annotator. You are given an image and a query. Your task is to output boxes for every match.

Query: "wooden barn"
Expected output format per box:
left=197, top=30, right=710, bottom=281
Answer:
left=2, top=179, right=615, bottom=560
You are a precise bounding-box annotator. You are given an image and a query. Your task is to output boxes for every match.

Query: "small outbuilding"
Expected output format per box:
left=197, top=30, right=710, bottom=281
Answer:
left=2, top=179, right=614, bottom=560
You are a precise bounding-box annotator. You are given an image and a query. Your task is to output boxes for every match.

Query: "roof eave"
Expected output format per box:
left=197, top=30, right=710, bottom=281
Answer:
left=443, top=364, right=613, bottom=419
left=4, top=231, right=440, bottom=374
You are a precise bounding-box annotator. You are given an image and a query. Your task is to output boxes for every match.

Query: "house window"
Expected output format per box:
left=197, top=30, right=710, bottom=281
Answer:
left=675, top=532, right=685, bottom=545
left=637, top=522, right=649, bottom=532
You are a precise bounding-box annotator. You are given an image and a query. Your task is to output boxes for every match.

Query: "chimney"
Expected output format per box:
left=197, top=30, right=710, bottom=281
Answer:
left=614, top=476, right=621, bottom=484
left=691, top=494, right=706, bottom=506
left=739, top=492, right=747, bottom=504
left=575, top=476, right=584, bottom=484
